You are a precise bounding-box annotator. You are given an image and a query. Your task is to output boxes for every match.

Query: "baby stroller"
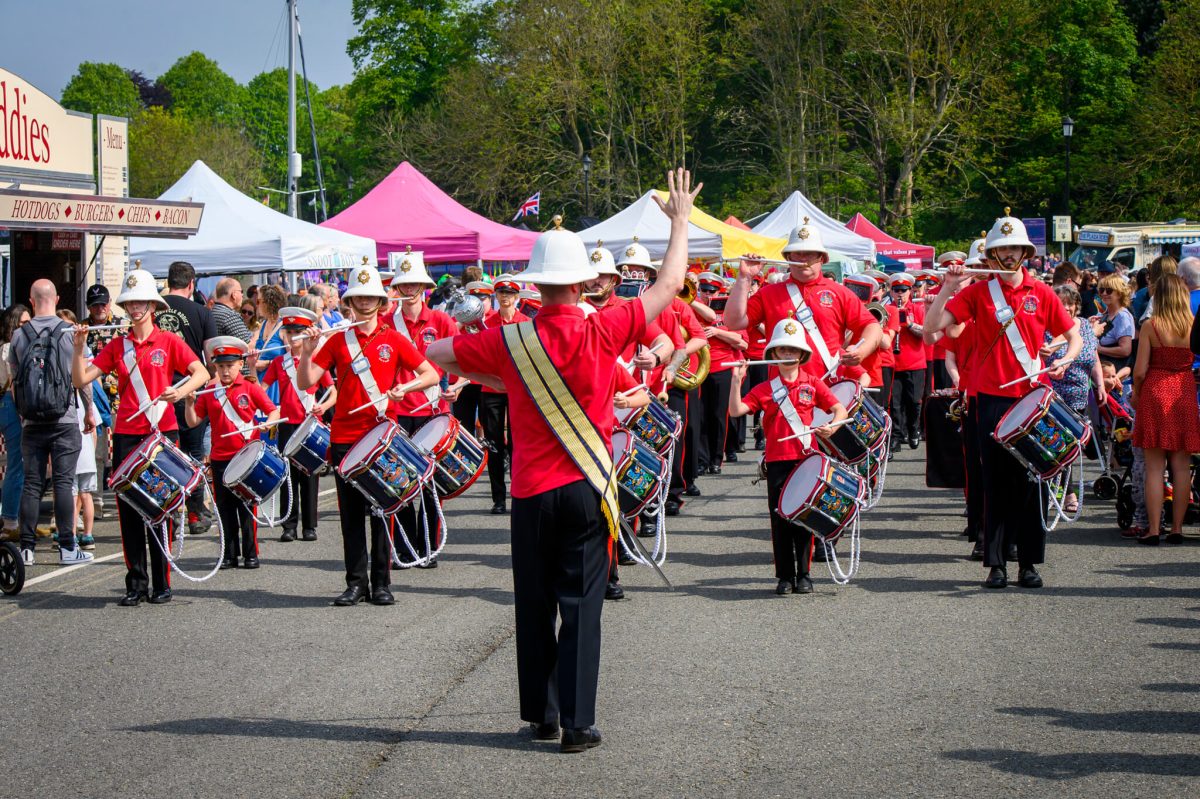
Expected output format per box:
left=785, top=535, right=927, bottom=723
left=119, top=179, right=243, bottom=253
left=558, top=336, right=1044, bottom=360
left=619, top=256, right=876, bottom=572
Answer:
left=0, top=540, right=24, bottom=596
left=1092, top=393, right=1132, bottom=502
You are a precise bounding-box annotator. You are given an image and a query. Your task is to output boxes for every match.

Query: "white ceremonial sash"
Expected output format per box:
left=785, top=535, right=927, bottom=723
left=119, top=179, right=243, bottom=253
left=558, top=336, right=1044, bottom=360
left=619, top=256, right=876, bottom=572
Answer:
left=123, top=338, right=164, bottom=430
left=344, top=327, right=385, bottom=413
left=987, top=278, right=1039, bottom=379
left=770, top=377, right=811, bottom=449
left=283, top=353, right=314, bottom=413
left=216, top=387, right=252, bottom=441
left=390, top=309, right=441, bottom=405
left=785, top=283, right=839, bottom=375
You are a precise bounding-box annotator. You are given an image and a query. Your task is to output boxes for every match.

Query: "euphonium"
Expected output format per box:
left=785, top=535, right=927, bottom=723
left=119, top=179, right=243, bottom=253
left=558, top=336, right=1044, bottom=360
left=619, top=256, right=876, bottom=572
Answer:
left=866, top=301, right=888, bottom=326
left=671, top=327, right=710, bottom=392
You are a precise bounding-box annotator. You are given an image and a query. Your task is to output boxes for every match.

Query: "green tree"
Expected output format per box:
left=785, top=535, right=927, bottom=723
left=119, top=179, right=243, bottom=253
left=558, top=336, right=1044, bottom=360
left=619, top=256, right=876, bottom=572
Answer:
left=59, top=62, right=141, bottom=118
left=128, top=106, right=263, bottom=199
left=159, top=52, right=245, bottom=123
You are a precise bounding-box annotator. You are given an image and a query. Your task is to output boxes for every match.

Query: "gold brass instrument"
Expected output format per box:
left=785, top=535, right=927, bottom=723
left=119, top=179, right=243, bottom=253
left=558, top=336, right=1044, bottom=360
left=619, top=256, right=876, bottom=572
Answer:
left=670, top=275, right=710, bottom=393
left=866, top=301, right=888, bottom=326
left=679, top=273, right=698, bottom=305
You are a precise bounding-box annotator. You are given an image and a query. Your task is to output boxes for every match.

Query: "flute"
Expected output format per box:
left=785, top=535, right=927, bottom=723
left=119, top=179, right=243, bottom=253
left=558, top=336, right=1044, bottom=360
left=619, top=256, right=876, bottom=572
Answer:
left=929, top=267, right=1017, bottom=276
left=722, top=358, right=798, bottom=367
left=65, top=323, right=131, bottom=334
left=348, top=379, right=424, bottom=415
left=998, top=359, right=1075, bottom=390
left=127, top=377, right=190, bottom=421
left=293, top=320, right=367, bottom=342
left=778, top=418, right=853, bottom=442
left=221, top=418, right=283, bottom=439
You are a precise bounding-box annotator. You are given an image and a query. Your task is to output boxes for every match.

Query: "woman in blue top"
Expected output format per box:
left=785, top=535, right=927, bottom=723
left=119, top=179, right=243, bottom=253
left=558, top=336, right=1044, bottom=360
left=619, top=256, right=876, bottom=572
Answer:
left=1092, top=275, right=1135, bottom=370
left=252, top=285, right=287, bottom=404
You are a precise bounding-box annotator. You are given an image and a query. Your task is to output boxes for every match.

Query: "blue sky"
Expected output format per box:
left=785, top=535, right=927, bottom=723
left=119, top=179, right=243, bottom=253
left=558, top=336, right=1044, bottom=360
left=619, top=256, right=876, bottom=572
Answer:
left=5, top=0, right=359, bottom=99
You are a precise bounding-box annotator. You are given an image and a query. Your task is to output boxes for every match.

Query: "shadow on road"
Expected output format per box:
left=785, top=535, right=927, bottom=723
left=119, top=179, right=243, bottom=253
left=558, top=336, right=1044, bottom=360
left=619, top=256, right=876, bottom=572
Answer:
left=942, top=748, right=1200, bottom=779
left=998, top=706, right=1200, bottom=735
left=1142, top=682, right=1200, bottom=693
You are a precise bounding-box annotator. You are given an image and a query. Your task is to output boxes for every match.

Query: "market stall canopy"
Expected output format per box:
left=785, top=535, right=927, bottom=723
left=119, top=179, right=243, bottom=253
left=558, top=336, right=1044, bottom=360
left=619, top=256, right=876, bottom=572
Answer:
left=846, top=213, right=935, bottom=269
left=129, top=161, right=376, bottom=276
left=724, top=216, right=751, bottom=231
left=751, top=191, right=877, bottom=263
left=578, top=190, right=722, bottom=260
left=322, top=161, right=538, bottom=263
left=662, top=192, right=786, bottom=260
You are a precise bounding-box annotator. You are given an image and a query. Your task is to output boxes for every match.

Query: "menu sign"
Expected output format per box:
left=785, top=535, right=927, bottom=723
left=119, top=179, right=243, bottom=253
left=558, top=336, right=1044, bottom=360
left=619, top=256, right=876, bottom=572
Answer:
left=97, top=115, right=130, bottom=292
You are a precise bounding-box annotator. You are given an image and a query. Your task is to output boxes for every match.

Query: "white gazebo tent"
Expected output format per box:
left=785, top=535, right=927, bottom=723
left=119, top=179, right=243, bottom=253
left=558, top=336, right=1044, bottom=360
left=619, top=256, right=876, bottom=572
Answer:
left=129, top=160, right=376, bottom=276
left=752, top=190, right=877, bottom=264
left=577, top=190, right=722, bottom=260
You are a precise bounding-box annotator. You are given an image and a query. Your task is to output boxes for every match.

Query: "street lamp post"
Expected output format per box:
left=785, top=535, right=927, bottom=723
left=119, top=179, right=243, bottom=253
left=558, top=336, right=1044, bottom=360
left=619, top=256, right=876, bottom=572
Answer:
left=1062, top=116, right=1074, bottom=219
left=582, top=154, right=593, bottom=219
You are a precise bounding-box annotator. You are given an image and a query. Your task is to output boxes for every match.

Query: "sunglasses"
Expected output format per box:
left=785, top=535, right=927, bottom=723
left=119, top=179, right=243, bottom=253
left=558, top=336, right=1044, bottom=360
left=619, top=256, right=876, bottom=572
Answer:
left=1098, top=288, right=1116, bottom=294
left=699, top=286, right=719, bottom=293
left=891, top=286, right=911, bottom=293
left=241, top=309, right=255, bottom=316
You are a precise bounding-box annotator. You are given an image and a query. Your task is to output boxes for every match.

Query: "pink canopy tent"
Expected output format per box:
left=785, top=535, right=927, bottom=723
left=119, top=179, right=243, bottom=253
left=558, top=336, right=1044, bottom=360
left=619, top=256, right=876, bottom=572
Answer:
left=846, top=213, right=935, bottom=269
left=322, top=161, right=538, bottom=263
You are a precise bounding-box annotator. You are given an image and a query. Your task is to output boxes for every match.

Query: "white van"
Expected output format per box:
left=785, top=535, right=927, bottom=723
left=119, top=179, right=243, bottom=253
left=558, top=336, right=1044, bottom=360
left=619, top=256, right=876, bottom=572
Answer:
left=1069, top=221, right=1200, bottom=272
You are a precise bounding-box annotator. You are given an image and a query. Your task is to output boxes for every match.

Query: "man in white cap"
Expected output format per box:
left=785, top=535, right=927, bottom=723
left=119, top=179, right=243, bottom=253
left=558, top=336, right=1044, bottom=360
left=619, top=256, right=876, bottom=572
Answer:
left=427, top=169, right=700, bottom=753
left=725, top=218, right=882, bottom=386
left=926, top=212, right=1082, bottom=589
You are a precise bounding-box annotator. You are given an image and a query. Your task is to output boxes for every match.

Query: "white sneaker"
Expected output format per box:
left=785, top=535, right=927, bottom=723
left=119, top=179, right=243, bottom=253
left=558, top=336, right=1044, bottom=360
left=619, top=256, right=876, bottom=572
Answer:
left=59, top=547, right=94, bottom=565
left=21, top=548, right=34, bottom=566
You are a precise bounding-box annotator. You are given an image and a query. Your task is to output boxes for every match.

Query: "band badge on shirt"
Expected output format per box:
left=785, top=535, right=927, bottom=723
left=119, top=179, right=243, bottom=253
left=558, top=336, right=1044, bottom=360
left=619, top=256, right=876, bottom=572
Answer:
left=1022, top=296, right=1039, bottom=314
left=149, top=349, right=166, bottom=367
left=377, top=344, right=393, bottom=363
left=818, top=290, right=834, bottom=308
left=421, top=328, right=437, bottom=346
left=236, top=394, right=251, bottom=410
left=797, top=384, right=815, bottom=405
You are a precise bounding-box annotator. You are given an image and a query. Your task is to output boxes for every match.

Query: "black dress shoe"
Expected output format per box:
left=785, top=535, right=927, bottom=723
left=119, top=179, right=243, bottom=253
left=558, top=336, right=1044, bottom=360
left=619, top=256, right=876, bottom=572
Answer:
left=371, top=587, right=395, bottom=605
left=794, top=575, right=814, bottom=594
left=970, top=541, right=984, bottom=561
left=605, top=581, right=625, bottom=601
left=301, top=529, right=318, bottom=542
left=279, top=529, right=296, bottom=542
left=775, top=579, right=792, bottom=595
left=1018, top=566, right=1043, bottom=588
left=983, top=567, right=1007, bottom=589
left=243, top=556, right=260, bottom=569
left=908, top=435, right=919, bottom=449
left=333, top=586, right=367, bottom=606
left=684, top=485, right=701, bottom=497
left=119, top=591, right=147, bottom=607
left=220, top=556, right=237, bottom=570
left=416, top=559, right=438, bottom=569
left=491, top=502, right=507, bottom=515
left=560, top=726, right=602, bottom=753
left=637, top=520, right=657, bottom=538
left=665, top=501, right=681, bottom=517
left=148, top=589, right=173, bottom=604
left=531, top=722, right=560, bottom=741
left=708, top=464, right=721, bottom=475
left=812, top=544, right=831, bottom=563
left=726, top=452, right=739, bottom=463
left=617, top=552, right=636, bottom=566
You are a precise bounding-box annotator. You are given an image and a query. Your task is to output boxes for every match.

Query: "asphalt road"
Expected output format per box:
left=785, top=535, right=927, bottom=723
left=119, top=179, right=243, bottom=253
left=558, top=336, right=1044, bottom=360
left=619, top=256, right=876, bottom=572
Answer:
left=2, top=443, right=1198, bottom=798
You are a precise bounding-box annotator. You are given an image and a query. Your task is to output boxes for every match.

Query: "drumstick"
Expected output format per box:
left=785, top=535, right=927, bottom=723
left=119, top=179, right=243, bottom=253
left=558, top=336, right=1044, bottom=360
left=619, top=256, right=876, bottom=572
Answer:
left=192, top=386, right=223, bottom=397
left=410, top=380, right=471, bottom=414
left=724, top=358, right=798, bottom=367
left=619, top=383, right=649, bottom=398
left=998, top=359, right=1076, bottom=390
left=778, top=418, right=853, bottom=442
left=64, top=323, right=131, bottom=334
left=127, top=377, right=190, bottom=421
left=625, top=343, right=664, bottom=373
left=221, top=418, right=283, bottom=439
left=292, top=320, right=367, bottom=342
left=315, top=386, right=333, bottom=405
left=348, top=379, right=425, bottom=415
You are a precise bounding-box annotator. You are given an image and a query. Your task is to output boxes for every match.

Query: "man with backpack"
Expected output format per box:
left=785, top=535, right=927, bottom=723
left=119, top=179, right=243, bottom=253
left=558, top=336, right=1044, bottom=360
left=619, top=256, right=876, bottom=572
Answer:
left=8, top=279, right=94, bottom=566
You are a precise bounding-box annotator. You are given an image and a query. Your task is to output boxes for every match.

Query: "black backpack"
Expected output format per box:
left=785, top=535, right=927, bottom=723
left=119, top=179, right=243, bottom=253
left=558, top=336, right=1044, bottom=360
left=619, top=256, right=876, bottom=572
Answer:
left=13, top=322, right=74, bottom=423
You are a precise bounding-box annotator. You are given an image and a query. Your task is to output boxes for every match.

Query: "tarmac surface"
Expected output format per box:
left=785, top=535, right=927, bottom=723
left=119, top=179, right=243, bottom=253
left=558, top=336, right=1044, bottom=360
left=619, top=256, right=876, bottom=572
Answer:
left=2, top=443, right=1198, bottom=798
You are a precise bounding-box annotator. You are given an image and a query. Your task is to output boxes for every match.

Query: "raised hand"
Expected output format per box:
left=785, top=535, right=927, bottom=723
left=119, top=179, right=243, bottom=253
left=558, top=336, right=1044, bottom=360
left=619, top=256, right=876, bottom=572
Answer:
left=653, top=167, right=702, bottom=223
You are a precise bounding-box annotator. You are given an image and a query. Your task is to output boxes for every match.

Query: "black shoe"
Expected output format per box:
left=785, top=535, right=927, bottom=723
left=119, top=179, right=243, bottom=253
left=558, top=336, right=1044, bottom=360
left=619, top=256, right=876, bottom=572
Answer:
left=561, top=726, right=602, bottom=753
left=279, top=529, right=296, bottom=542
left=416, top=559, right=438, bottom=569
left=725, top=452, right=738, bottom=463
left=301, top=529, right=318, bottom=542
left=118, top=591, right=147, bottom=607
left=220, top=556, right=237, bottom=570
left=1006, top=543, right=1019, bottom=562
left=684, top=485, right=701, bottom=497
left=531, top=722, right=560, bottom=741
left=637, top=519, right=657, bottom=538
left=1018, top=566, right=1043, bottom=588
left=908, top=435, right=919, bottom=449
left=887, top=449, right=895, bottom=462
left=605, top=581, right=625, bottom=601
left=708, top=464, right=721, bottom=475
left=665, top=501, right=681, bottom=517
left=333, top=586, right=367, bottom=606
left=243, top=556, right=260, bottom=569
left=812, top=544, right=831, bottom=563
left=736, top=444, right=746, bottom=453
left=1166, top=532, right=1184, bottom=545
left=794, top=576, right=814, bottom=594
left=491, top=502, right=507, bottom=515
left=970, top=541, right=984, bottom=561
left=371, top=587, right=395, bottom=605
left=983, top=567, right=1007, bottom=589
left=148, top=589, right=173, bottom=604
left=617, top=552, right=636, bottom=566
left=775, top=579, right=792, bottom=595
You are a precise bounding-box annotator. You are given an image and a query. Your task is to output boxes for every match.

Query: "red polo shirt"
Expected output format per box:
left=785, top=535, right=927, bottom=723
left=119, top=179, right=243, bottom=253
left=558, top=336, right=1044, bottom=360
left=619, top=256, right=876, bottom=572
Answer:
left=264, top=353, right=333, bottom=424
left=894, top=299, right=927, bottom=372
left=745, top=275, right=875, bottom=381
left=943, top=320, right=979, bottom=397
left=945, top=270, right=1073, bottom=398
left=453, top=301, right=646, bottom=498
left=701, top=303, right=744, bottom=373
left=479, top=308, right=530, bottom=394
left=742, top=373, right=839, bottom=462
left=597, top=294, right=672, bottom=388
left=313, top=324, right=425, bottom=444
left=92, top=328, right=199, bottom=436
left=194, top=377, right=277, bottom=461
left=381, top=304, right=458, bottom=415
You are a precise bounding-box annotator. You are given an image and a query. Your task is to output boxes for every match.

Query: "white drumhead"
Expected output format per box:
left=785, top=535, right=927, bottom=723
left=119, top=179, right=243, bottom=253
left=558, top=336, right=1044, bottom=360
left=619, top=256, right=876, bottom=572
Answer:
left=411, top=414, right=453, bottom=450
left=344, top=421, right=392, bottom=466
left=225, top=439, right=264, bottom=484
left=614, top=404, right=633, bottom=425
left=283, top=415, right=319, bottom=456
left=611, top=430, right=632, bottom=461
left=995, top=386, right=1049, bottom=438
left=812, top=380, right=855, bottom=426
left=778, top=454, right=825, bottom=517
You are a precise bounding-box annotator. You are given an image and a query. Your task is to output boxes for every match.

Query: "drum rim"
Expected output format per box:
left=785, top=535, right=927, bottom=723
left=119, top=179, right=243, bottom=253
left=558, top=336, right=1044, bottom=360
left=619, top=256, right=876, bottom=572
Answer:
left=995, top=385, right=1053, bottom=441
left=340, top=420, right=399, bottom=475
left=410, top=412, right=457, bottom=457
left=225, top=439, right=267, bottom=483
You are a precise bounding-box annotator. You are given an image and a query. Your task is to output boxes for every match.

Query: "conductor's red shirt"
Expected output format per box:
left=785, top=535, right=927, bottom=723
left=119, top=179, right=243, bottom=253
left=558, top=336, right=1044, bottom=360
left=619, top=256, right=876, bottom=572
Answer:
left=194, top=376, right=277, bottom=461
left=742, top=373, right=839, bottom=462
left=479, top=308, right=530, bottom=394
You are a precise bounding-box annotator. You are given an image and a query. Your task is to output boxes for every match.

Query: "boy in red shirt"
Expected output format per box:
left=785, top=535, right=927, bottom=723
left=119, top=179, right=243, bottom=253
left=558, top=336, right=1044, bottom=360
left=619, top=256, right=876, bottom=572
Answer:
left=186, top=337, right=278, bottom=570
left=729, top=319, right=847, bottom=595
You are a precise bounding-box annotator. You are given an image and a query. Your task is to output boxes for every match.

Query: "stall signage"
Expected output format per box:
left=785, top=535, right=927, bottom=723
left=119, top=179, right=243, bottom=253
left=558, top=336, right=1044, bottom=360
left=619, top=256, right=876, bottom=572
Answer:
left=51, top=231, right=82, bottom=250
left=0, top=68, right=93, bottom=180
left=0, top=188, right=203, bottom=238
left=1076, top=229, right=1111, bottom=245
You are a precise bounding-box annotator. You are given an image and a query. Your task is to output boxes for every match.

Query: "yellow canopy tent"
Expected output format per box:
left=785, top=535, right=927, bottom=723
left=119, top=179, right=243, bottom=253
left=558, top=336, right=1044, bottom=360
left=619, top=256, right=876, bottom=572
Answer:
left=655, top=191, right=787, bottom=261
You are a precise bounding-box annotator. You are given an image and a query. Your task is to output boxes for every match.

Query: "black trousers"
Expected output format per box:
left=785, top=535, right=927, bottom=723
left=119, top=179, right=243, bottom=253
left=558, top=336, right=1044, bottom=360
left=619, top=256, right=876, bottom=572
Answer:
left=931, top=359, right=953, bottom=391
left=974, top=393, right=1046, bottom=568
left=962, top=397, right=985, bottom=542
left=277, top=422, right=319, bottom=534
left=330, top=441, right=393, bottom=592
left=766, top=460, right=813, bottom=581
left=880, top=366, right=895, bottom=413
left=667, top=386, right=699, bottom=502
left=174, top=401, right=209, bottom=519
left=395, top=416, right=443, bottom=561
left=113, top=431, right=180, bottom=595
left=479, top=392, right=510, bottom=504
left=452, top=383, right=482, bottom=431
left=891, top=368, right=926, bottom=440
left=511, top=480, right=608, bottom=730
left=209, top=459, right=257, bottom=560
left=742, top=363, right=769, bottom=447
left=698, top=370, right=732, bottom=469
left=19, top=421, right=81, bottom=551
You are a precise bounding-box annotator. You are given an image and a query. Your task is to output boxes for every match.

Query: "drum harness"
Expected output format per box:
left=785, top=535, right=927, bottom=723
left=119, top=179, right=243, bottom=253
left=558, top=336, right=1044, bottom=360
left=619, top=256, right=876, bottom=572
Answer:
left=216, top=386, right=294, bottom=529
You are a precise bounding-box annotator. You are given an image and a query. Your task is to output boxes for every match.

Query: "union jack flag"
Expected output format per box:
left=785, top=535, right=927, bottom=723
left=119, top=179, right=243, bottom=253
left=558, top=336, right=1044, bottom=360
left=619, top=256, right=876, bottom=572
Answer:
left=512, top=191, right=540, bottom=220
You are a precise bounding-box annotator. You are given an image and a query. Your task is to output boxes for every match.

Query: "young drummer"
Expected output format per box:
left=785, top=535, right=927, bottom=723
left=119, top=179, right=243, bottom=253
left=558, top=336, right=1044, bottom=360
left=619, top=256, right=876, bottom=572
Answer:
left=297, top=264, right=440, bottom=607
left=263, top=306, right=336, bottom=543
left=728, top=319, right=847, bottom=595
left=71, top=269, right=210, bottom=606
left=185, top=337, right=278, bottom=569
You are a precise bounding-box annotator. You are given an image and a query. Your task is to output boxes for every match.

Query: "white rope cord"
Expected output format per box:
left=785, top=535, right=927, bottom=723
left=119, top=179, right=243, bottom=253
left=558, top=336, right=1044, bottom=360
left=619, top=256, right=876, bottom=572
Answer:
left=376, top=483, right=447, bottom=569
left=822, top=513, right=862, bottom=585
left=616, top=436, right=673, bottom=568
left=146, top=482, right=225, bottom=583
left=860, top=418, right=891, bottom=511
left=1039, top=454, right=1086, bottom=532
left=246, top=467, right=293, bottom=529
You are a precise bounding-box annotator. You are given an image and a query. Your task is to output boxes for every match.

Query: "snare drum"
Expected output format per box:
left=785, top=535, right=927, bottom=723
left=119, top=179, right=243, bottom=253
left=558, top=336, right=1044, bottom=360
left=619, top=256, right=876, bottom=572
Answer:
left=612, top=428, right=669, bottom=518
left=282, top=415, right=331, bottom=476
left=338, top=421, right=435, bottom=514
left=993, top=385, right=1092, bottom=480
left=812, top=380, right=890, bottom=465
left=776, top=452, right=866, bottom=544
left=224, top=440, right=289, bottom=505
left=614, top=401, right=682, bottom=455
left=410, top=414, right=488, bottom=500
left=109, top=434, right=205, bottom=526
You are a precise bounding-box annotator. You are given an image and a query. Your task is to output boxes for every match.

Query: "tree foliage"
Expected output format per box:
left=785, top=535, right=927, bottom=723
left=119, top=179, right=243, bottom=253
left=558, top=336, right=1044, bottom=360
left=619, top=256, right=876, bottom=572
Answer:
left=159, top=52, right=245, bottom=123
left=128, top=107, right=263, bottom=199
left=60, top=62, right=141, bottom=118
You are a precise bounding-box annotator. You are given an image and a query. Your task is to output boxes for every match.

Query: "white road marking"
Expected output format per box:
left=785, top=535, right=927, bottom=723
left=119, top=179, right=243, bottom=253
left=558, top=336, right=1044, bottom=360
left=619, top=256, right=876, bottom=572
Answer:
left=23, top=552, right=124, bottom=587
